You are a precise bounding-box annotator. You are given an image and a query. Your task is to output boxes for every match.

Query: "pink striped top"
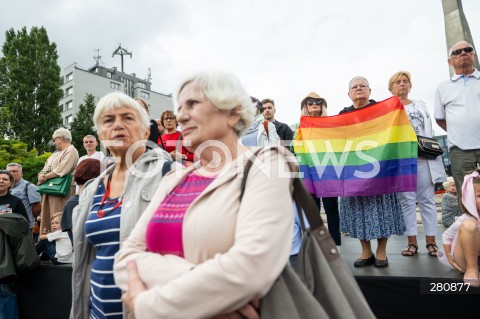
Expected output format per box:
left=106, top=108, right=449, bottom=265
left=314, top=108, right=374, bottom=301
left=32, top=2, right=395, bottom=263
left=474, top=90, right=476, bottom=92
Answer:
left=146, top=171, right=216, bottom=257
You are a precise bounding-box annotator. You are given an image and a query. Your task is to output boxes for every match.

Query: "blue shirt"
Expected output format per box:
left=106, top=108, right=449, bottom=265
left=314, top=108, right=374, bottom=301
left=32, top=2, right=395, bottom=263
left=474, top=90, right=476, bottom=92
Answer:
left=84, top=183, right=123, bottom=319
left=291, top=204, right=309, bottom=255
left=10, top=178, right=41, bottom=228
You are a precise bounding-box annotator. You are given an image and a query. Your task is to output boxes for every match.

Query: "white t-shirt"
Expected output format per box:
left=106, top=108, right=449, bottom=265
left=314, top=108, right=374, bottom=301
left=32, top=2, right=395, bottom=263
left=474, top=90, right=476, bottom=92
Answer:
left=77, top=151, right=106, bottom=164
left=434, top=69, right=480, bottom=150
left=47, top=231, right=73, bottom=263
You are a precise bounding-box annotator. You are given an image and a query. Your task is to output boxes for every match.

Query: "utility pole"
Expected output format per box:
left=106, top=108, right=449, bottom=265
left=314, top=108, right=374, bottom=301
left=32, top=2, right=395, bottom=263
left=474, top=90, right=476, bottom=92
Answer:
left=442, top=0, right=479, bottom=76
left=112, top=43, right=132, bottom=73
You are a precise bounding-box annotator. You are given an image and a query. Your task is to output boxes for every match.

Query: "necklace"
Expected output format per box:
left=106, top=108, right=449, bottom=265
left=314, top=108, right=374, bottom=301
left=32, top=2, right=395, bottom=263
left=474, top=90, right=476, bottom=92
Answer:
left=97, top=170, right=123, bottom=218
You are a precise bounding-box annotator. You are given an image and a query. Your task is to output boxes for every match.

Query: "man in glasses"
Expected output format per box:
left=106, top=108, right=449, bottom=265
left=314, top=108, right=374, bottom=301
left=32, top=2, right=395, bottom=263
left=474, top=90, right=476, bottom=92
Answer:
left=434, top=40, right=480, bottom=206
left=261, top=98, right=293, bottom=147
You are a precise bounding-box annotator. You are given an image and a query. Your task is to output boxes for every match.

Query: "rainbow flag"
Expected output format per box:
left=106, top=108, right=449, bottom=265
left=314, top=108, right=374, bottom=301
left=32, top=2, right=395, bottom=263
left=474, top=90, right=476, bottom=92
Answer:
left=293, top=96, right=417, bottom=197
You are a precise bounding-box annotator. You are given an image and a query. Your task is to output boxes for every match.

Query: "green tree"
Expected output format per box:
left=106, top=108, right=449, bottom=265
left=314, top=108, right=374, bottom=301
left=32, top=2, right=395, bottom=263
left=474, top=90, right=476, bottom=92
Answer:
left=70, top=93, right=97, bottom=157
left=0, top=106, right=13, bottom=138
left=0, top=139, right=51, bottom=182
left=0, top=26, right=63, bottom=153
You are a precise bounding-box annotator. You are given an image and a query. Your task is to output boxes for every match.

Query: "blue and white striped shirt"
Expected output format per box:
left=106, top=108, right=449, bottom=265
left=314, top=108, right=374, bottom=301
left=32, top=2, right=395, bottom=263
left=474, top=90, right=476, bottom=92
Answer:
left=85, top=183, right=123, bottom=319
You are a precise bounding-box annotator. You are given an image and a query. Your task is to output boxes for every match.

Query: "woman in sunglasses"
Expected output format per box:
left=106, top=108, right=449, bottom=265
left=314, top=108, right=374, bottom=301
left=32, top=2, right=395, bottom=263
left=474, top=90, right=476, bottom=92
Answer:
left=158, top=110, right=194, bottom=166
left=290, top=92, right=342, bottom=249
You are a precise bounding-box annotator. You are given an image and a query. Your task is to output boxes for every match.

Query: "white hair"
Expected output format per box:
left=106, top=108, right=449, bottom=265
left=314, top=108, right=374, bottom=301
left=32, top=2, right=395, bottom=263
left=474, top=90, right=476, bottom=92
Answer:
left=93, top=92, right=149, bottom=136
left=176, top=70, right=255, bottom=136
left=348, top=76, right=370, bottom=90
left=52, top=128, right=72, bottom=142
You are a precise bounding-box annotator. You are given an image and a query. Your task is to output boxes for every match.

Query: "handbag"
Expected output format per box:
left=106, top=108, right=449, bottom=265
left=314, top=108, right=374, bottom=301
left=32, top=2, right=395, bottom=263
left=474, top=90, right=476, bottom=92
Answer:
left=36, top=174, right=72, bottom=196
left=417, top=135, right=444, bottom=159
left=241, top=151, right=375, bottom=319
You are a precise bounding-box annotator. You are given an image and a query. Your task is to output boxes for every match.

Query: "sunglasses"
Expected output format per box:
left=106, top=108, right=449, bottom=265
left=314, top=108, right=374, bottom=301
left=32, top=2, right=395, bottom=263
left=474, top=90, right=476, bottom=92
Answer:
left=450, top=47, right=474, bottom=56
left=306, top=99, right=323, bottom=106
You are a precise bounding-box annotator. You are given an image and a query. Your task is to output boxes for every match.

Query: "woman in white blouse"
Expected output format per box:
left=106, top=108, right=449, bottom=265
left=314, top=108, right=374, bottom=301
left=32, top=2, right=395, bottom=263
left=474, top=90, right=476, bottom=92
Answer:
left=388, top=71, right=446, bottom=257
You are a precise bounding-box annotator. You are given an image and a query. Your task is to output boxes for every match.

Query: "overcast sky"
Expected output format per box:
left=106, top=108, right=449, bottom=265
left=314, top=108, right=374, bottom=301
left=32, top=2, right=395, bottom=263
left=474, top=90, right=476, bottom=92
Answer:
left=1, top=0, right=479, bottom=134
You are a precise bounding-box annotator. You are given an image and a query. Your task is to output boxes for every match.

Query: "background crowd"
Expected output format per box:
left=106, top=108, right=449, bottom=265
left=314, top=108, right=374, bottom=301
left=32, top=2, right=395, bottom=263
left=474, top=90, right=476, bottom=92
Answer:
left=0, top=40, right=478, bottom=318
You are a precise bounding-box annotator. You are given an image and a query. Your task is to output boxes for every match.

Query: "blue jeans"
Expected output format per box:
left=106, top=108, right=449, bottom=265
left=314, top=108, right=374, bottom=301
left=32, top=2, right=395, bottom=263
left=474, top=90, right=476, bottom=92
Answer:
left=36, top=239, right=59, bottom=264
left=0, top=283, right=18, bottom=319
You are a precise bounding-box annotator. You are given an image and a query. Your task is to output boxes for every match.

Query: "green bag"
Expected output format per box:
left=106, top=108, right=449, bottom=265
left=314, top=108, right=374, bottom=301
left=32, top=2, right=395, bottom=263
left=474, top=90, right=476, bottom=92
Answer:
left=36, top=174, right=72, bottom=196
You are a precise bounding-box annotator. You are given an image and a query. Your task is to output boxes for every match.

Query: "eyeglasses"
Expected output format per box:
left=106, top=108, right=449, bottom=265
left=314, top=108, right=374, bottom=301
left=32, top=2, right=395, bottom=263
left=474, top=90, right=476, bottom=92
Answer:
left=450, top=47, right=474, bottom=56
left=306, top=99, right=323, bottom=106
left=349, top=84, right=369, bottom=91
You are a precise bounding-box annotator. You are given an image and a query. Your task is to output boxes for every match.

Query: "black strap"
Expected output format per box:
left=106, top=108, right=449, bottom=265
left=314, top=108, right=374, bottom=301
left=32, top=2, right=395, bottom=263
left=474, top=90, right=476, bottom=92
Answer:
left=158, top=134, right=166, bottom=149
left=24, top=181, right=32, bottom=194
left=162, top=160, right=174, bottom=176
left=240, top=149, right=324, bottom=232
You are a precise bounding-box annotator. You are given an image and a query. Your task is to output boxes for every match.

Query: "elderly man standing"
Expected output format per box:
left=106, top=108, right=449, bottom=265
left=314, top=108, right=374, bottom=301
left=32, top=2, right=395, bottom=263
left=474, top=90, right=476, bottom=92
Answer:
left=6, top=163, right=42, bottom=231
left=434, top=41, right=480, bottom=204
left=77, top=135, right=105, bottom=164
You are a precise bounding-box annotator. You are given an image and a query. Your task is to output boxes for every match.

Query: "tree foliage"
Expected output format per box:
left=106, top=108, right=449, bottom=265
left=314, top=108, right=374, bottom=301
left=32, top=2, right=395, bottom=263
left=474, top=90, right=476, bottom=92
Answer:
left=0, top=26, right=63, bottom=153
left=0, top=139, right=51, bottom=183
left=70, top=93, right=98, bottom=157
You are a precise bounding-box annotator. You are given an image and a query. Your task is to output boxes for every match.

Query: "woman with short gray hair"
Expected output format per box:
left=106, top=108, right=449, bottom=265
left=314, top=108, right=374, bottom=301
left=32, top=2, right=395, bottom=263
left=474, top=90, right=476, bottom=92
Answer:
left=37, top=127, right=79, bottom=233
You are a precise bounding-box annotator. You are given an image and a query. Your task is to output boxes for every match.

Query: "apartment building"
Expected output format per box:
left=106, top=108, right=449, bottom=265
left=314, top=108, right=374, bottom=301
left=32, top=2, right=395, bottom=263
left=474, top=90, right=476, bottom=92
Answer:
left=59, top=63, right=173, bottom=128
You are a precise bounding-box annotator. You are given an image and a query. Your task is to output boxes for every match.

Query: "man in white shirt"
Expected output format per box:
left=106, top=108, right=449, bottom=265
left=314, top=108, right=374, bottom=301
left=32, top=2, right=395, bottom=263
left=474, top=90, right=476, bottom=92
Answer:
left=77, top=135, right=106, bottom=164
left=434, top=40, right=480, bottom=204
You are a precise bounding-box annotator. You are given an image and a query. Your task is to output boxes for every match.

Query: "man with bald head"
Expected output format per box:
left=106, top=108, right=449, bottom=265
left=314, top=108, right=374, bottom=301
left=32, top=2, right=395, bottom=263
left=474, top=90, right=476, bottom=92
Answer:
left=434, top=40, right=480, bottom=204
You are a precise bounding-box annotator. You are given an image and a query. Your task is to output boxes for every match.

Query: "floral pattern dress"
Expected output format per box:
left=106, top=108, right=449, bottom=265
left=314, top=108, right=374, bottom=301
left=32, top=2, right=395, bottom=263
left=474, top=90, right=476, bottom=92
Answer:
left=338, top=103, right=406, bottom=240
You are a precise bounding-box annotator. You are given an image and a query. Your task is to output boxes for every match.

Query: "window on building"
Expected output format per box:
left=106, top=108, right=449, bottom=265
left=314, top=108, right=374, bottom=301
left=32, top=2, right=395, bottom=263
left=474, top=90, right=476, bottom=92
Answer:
left=141, top=91, right=150, bottom=99
left=66, top=86, right=73, bottom=96
left=138, top=82, right=147, bottom=89
left=66, top=100, right=73, bottom=110
left=59, top=104, right=63, bottom=112
left=66, top=72, right=73, bottom=82
left=107, top=71, right=112, bottom=79
left=65, top=115, right=73, bottom=125
left=110, top=82, right=121, bottom=90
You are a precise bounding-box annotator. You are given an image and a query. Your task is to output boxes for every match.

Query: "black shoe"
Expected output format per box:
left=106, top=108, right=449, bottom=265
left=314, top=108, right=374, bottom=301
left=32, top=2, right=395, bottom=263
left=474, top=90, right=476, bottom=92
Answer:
left=374, top=257, right=389, bottom=267
left=354, top=254, right=375, bottom=267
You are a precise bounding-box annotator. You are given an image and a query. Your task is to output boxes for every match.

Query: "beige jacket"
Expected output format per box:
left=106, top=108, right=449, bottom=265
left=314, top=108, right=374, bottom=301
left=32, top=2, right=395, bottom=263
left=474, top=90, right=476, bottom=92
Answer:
left=114, top=146, right=297, bottom=319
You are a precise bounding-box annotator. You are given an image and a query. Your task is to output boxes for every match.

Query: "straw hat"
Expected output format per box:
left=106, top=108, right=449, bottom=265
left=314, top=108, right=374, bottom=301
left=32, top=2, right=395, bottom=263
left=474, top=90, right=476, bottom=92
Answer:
left=300, top=92, right=327, bottom=109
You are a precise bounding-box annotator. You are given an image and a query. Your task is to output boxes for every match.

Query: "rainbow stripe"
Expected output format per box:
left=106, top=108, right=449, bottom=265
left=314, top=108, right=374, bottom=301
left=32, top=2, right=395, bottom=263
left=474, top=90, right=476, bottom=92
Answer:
left=293, top=96, right=417, bottom=197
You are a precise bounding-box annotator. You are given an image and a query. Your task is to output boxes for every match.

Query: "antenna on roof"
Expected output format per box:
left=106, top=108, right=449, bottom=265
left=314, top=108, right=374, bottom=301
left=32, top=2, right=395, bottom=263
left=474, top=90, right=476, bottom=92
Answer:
left=93, top=49, right=103, bottom=66
left=146, top=68, right=152, bottom=82
left=112, top=43, right=132, bottom=72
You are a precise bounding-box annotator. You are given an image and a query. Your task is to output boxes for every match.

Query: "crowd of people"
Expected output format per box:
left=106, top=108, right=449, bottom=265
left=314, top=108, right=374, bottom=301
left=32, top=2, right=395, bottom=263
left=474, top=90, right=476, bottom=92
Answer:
left=0, top=40, right=479, bottom=318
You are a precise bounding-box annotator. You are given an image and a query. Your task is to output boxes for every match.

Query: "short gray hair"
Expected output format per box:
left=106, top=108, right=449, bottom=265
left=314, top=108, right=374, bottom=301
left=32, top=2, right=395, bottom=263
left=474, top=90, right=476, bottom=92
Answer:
left=93, top=92, right=149, bottom=136
left=176, top=70, right=255, bottom=137
left=449, top=41, right=475, bottom=57
left=6, top=163, right=22, bottom=171
left=83, top=135, right=97, bottom=141
left=53, top=128, right=72, bottom=142
left=348, top=76, right=370, bottom=90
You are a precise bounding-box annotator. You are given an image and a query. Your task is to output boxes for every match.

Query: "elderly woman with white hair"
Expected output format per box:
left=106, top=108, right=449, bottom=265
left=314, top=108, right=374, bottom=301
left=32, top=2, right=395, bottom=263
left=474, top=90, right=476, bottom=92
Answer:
left=70, top=92, right=171, bottom=319
left=114, top=70, right=296, bottom=319
left=37, top=128, right=79, bottom=233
